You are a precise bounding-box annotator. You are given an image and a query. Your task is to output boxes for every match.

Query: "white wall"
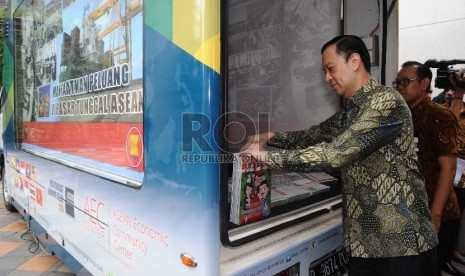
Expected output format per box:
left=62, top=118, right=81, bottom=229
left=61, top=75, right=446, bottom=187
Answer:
left=399, top=0, right=465, bottom=96
left=345, top=0, right=399, bottom=86
left=345, top=0, right=382, bottom=81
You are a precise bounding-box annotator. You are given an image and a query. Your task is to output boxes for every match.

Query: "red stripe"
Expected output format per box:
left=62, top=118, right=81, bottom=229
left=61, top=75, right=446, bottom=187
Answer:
left=23, top=122, right=144, bottom=171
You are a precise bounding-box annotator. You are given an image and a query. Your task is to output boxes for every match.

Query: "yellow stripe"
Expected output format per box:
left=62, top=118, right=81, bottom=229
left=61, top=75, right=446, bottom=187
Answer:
left=173, top=0, right=220, bottom=73
left=194, top=33, right=220, bottom=73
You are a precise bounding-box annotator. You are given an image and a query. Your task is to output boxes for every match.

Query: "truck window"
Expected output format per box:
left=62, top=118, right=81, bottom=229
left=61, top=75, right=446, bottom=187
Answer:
left=223, top=0, right=343, bottom=245
left=13, top=0, right=144, bottom=187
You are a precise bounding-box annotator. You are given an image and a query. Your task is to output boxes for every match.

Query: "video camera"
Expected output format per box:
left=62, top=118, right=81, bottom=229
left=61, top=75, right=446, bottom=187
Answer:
left=424, top=59, right=465, bottom=89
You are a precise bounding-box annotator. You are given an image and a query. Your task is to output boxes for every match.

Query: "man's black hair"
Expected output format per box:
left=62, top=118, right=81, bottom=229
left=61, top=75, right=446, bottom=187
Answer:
left=401, top=61, right=432, bottom=92
left=321, top=35, right=371, bottom=73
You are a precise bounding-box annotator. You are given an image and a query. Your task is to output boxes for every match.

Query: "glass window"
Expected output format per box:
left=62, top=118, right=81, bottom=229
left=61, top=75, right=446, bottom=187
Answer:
left=13, top=0, right=144, bottom=186
left=224, top=0, right=343, bottom=245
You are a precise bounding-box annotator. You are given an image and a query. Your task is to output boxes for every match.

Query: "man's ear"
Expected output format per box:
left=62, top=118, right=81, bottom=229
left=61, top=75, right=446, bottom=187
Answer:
left=349, top=53, right=362, bottom=71
left=420, top=77, right=431, bottom=92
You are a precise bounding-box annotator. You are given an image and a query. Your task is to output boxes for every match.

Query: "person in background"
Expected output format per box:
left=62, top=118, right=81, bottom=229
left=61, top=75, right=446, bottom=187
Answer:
left=443, top=72, right=465, bottom=269
left=394, top=61, right=463, bottom=276
left=242, top=35, right=438, bottom=276
left=433, top=89, right=448, bottom=104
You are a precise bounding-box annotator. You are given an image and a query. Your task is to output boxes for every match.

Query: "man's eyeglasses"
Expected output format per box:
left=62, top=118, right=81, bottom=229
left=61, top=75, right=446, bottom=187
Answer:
left=392, top=77, right=420, bottom=89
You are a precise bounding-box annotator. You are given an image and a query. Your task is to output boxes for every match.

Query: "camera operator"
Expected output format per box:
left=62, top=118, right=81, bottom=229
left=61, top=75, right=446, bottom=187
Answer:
left=448, top=70, right=465, bottom=116
left=425, top=59, right=465, bottom=104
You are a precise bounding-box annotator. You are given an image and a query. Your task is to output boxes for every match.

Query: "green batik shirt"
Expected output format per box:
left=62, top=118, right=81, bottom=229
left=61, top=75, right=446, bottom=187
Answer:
left=267, top=79, right=438, bottom=258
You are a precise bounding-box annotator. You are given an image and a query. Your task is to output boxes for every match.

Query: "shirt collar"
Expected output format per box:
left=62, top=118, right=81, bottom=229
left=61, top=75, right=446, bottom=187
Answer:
left=410, top=96, right=433, bottom=115
left=345, top=79, right=378, bottom=108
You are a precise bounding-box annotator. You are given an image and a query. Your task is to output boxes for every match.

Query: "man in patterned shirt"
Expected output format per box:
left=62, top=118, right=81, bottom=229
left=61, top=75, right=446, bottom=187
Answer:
left=242, top=35, right=438, bottom=276
left=395, top=61, right=462, bottom=276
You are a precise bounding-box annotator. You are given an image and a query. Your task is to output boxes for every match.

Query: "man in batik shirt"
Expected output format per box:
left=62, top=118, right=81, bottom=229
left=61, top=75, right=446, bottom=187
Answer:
left=395, top=61, right=461, bottom=276
left=242, top=35, right=438, bottom=276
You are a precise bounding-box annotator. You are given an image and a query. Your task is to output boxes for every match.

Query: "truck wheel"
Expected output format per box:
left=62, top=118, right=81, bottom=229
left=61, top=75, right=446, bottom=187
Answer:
left=2, top=163, right=17, bottom=212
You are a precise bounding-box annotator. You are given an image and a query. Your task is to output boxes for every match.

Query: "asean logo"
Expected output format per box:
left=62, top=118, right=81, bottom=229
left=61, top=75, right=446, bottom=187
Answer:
left=126, top=127, right=143, bottom=168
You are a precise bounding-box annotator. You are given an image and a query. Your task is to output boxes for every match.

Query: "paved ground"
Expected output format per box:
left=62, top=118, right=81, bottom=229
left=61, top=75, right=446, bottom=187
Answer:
left=0, top=191, right=74, bottom=276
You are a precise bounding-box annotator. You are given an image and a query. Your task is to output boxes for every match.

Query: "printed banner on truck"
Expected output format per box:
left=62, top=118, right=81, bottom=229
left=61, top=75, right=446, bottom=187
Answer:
left=15, top=0, right=144, bottom=175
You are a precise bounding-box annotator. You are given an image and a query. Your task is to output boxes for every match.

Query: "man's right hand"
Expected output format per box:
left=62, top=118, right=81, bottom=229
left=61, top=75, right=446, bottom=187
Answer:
left=450, top=70, right=465, bottom=96
left=242, top=132, right=275, bottom=151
